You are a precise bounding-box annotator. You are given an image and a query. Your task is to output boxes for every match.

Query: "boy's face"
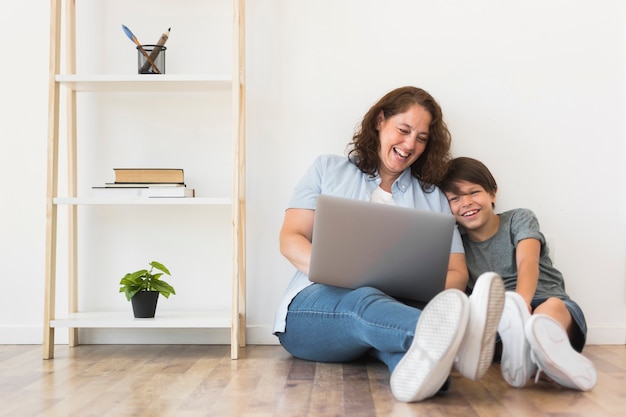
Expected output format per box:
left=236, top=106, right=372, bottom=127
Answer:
left=445, top=181, right=496, bottom=231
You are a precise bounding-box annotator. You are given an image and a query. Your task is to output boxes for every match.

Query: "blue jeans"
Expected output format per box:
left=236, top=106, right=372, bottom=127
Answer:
left=276, top=283, right=422, bottom=372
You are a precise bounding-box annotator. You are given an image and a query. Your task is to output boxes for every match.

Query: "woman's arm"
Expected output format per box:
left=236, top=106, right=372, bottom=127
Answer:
left=515, top=237, right=541, bottom=310
left=445, top=253, right=469, bottom=291
left=279, top=208, right=316, bottom=275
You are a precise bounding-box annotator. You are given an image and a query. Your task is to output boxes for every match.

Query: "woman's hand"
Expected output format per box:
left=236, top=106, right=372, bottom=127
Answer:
left=279, top=208, right=316, bottom=275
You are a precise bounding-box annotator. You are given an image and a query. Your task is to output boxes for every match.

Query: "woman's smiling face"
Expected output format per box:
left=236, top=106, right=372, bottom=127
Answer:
left=376, top=104, right=431, bottom=181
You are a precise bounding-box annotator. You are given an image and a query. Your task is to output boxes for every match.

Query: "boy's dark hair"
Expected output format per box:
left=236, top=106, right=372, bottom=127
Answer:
left=440, top=157, right=498, bottom=196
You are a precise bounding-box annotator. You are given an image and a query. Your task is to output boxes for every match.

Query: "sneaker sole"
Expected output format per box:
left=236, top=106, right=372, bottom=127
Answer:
left=525, top=314, right=597, bottom=391
left=390, top=289, right=469, bottom=402
left=455, top=272, right=505, bottom=380
left=498, top=292, right=536, bottom=387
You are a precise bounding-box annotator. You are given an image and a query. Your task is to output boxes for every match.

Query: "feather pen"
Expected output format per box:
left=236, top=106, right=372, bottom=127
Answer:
left=121, top=24, right=161, bottom=74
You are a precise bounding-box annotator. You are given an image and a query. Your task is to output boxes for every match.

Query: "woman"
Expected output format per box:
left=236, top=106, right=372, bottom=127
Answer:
left=273, top=86, right=505, bottom=402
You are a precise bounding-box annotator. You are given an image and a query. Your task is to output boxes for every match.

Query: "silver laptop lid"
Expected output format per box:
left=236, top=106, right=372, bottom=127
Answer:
left=309, top=194, right=455, bottom=303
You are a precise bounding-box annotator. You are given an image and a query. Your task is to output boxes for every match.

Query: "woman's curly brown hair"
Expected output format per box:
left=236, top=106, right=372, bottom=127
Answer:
left=347, top=86, right=452, bottom=191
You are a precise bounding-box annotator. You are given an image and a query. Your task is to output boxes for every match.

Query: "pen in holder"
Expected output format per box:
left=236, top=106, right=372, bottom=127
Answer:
left=138, top=45, right=166, bottom=74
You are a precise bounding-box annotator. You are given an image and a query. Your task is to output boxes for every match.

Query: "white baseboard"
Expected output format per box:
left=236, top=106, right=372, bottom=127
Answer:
left=587, top=326, right=626, bottom=345
left=0, top=325, right=43, bottom=344
left=0, top=324, right=621, bottom=346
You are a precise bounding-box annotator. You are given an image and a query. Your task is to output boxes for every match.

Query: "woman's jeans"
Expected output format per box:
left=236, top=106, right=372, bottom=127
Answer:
left=277, top=283, right=422, bottom=372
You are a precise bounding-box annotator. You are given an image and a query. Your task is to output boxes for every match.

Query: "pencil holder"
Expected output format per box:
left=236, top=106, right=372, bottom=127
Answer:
left=137, top=44, right=166, bottom=74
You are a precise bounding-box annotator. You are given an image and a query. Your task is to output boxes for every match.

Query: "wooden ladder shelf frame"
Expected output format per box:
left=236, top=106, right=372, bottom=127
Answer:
left=43, top=0, right=246, bottom=360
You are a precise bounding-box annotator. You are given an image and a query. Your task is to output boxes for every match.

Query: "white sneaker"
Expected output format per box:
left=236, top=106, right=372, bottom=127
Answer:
left=525, top=314, right=597, bottom=391
left=390, top=289, right=470, bottom=402
left=454, top=272, right=505, bottom=381
left=498, top=292, right=537, bottom=387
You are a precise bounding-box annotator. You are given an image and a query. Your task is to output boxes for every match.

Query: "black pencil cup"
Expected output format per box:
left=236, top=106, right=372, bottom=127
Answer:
left=137, top=44, right=166, bottom=74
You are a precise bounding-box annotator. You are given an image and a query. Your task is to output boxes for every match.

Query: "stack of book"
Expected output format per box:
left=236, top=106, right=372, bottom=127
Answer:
left=92, top=168, right=195, bottom=198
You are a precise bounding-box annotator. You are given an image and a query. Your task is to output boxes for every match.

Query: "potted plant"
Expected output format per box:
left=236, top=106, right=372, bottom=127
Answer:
left=119, top=261, right=176, bottom=318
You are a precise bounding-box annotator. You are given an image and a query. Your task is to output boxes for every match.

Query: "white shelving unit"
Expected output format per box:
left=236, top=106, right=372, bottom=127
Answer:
left=55, top=74, right=231, bottom=92
left=50, top=311, right=232, bottom=329
left=43, top=0, right=246, bottom=359
left=53, top=197, right=232, bottom=205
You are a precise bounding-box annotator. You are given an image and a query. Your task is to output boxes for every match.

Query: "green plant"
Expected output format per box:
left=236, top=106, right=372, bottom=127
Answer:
left=119, top=261, right=176, bottom=301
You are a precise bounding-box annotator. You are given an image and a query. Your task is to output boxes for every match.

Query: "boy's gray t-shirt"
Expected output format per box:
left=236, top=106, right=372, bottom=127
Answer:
left=462, top=208, right=569, bottom=299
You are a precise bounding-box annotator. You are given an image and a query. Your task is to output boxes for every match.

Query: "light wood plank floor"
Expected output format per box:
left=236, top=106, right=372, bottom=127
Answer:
left=0, top=344, right=624, bottom=417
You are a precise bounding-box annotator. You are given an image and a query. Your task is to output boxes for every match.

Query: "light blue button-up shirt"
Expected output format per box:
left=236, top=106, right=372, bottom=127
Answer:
left=273, top=154, right=464, bottom=334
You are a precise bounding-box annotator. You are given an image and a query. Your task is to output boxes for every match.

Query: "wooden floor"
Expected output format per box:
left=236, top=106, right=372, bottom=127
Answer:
left=0, top=344, right=624, bottom=417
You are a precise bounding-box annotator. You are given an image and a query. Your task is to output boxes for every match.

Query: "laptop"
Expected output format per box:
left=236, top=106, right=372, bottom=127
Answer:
left=308, top=194, right=456, bottom=304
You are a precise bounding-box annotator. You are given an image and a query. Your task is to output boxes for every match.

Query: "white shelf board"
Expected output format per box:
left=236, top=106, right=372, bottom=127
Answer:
left=54, top=197, right=232, bottom=205
left=50, top=310, right=232, bottom=329
left=55, top=74, right=232, bottom=92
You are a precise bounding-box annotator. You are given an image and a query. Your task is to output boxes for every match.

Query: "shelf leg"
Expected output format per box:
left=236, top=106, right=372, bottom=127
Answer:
left=230, top=0, right=246, bottom=360
left=43, top=0, right=62, bottom=361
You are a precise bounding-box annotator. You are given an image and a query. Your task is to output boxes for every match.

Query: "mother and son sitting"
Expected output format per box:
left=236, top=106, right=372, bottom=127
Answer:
left=273, top=86, right=597, bottom=402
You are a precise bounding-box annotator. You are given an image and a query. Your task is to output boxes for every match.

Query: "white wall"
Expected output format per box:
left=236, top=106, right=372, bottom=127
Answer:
left=1, top=0, right=625, bottom=346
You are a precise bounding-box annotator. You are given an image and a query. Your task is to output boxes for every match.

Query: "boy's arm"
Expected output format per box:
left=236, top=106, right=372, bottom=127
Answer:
left=444, top=253, right=469, bottom=291
left=515, top=237, right=541, bottom=311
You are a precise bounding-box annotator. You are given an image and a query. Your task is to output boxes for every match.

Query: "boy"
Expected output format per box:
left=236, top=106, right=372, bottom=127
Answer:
left=440, top=157, right=596, bottom=391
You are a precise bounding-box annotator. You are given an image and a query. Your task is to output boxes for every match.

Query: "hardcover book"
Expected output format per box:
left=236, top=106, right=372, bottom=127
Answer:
left=113, top=168, right=184, bottom=184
